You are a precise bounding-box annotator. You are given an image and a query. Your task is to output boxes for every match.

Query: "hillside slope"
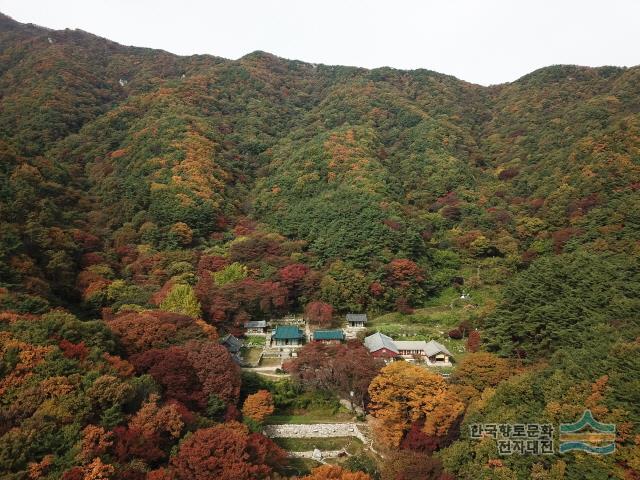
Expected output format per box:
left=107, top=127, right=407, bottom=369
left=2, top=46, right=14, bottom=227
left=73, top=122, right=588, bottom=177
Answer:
left=0, top=11, right=638, bottom=315
left=1, top=13, right=640, bottom=480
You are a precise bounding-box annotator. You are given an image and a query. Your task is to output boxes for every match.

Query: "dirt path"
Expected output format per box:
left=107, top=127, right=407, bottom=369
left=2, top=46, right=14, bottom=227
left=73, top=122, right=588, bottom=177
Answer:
left=241, top=365, right=290, bottom=378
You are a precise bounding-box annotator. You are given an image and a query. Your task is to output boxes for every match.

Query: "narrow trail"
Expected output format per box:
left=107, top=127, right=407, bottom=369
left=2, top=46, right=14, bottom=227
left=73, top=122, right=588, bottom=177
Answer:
left=241, top=366, right=290, bottom=378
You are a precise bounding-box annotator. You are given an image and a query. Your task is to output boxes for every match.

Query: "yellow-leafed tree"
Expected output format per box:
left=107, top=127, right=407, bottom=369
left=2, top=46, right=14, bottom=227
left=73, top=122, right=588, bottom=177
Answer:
left=368, top=361, right=464, bottom=448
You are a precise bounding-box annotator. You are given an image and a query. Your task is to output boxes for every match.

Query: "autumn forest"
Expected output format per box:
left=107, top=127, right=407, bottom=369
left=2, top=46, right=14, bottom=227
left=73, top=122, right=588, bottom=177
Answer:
left=0, top=12, right=639, bottom=480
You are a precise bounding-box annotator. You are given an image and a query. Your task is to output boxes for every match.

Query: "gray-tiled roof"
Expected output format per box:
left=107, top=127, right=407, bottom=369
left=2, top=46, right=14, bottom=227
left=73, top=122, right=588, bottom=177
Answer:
left=364, top=332, right=399, bottom=354
left=244, top=320, right=267, bottom=328
left=363, top=335, right=452, bottom=358
left=220, top=334, right=243, bottom=353
left=394, top=340, right=429, bottom=352
left=424, top=340, right=452, bottom=357
left=346, top=313, right=368, bottom=323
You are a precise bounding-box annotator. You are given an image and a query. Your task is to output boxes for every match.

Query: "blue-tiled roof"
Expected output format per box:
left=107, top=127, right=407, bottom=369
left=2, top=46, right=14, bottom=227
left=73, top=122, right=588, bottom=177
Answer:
left=313, top=330, right=345, bottom=341
left=272, top=325, right=304, bottom=340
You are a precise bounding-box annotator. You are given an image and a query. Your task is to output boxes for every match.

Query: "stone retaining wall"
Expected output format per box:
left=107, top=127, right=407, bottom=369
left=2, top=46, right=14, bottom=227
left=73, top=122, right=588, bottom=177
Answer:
left=288, top=450, right=345, bottom=460
left=263, top=423, right=368, bottom=444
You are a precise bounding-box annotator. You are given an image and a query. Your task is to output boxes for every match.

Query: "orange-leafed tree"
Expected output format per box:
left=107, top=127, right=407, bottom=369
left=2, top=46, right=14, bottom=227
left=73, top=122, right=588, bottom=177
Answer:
left=368, top=361, right=464, bottom=449
left=450, top=352, right=511, bottom=397
left=112, top=394, right=184, bottom=463
left=127, top=394, right=184, bottom=439
left=82, top=457, right=115, bottom=480
left=107, top=310, right=215, bottom=356
left=169, top=222, right=193, bottom=246
left=77, top=425, right=113, bottom=463
left=302, top=465, right=372, bottom=479
left=242, top=389, right=275, bottom=423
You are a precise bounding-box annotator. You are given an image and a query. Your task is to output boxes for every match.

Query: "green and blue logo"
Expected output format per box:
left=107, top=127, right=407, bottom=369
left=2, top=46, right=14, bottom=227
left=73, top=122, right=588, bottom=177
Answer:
left=559, top=410, right=616, bottom=455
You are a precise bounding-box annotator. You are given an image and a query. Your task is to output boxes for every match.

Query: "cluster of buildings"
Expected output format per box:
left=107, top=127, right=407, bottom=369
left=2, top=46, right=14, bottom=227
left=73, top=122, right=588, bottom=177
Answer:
left=363, top=332, right=452, bottom=366
left=242, top=313, right=369, bottom=347
left=221, top=312, right=453, bottom=367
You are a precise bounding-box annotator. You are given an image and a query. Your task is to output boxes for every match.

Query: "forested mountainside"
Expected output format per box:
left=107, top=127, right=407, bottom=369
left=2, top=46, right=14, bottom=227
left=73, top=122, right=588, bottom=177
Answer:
left=1, top=12, right=639, bottom=480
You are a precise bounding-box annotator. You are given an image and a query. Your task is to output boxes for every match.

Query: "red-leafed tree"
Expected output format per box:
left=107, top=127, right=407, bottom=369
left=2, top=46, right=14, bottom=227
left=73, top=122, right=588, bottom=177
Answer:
left=102, top=353, right=134, bottom=377
left=395, top=297, right=414, bottom=315
left=59, top=339, right=89, bottom=360
left=466, top=330, right=481, bottom=353
left=381, top=450, right=447, bottom=480
left=147, top=468, right=175, bottom=480
left=186, top=340, right=241, bottom=406
left=279, top=263, right=310, bottom=309
left=286, top=340, right=383, bottom=410
left=386, top=259, right=425, bottom=288
left=385, top=259, right=427, bottom=307
left=131, top=341, right=240, bottom=411
left=278, top=263, right=309, bottom=286
left=112, top=425, right=166, bottom=464
left=169, top=422, right=285, bottom=480
left=369, top=281, right=384, bottom=297
left=400, top=417, right=461, bottom=454
left=150, top=279, right=176, bottom=306
left=197, top=254, right=229, bottom=276
left=112, top=395, right=184, bottom=464
left=132, top=346, right=204, bottom=409
left=304, top=301, right=333, bottom=327
left=551, top=227, right=583, bottom=254
left=400, top=420, right=440, bottom=453
left=196, top=276, right=288, bottom=331
left=228, top=233, right=281, bottom=264
left=61, top=467, right=84, bottom=480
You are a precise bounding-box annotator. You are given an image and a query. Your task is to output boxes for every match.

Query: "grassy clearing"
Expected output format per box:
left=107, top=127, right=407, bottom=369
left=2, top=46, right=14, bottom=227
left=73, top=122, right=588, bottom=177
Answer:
left=245, top=335, right=266, bottom=346
left=259, top=356, right=282, bottom=367
left=274, top=437, right=363, bottom=454
left=266, top=409, right=355, bottom=425
left=241, top=347, right=262, bottom=365
left=368, top=312, right=466, bottom=353
left=366, top=285, right=502, bottom=365
left=426, top=364, right=456, bottom=375
left=267, top=395, right=355, bottom=424
left=278, top=458, right=322, bottom=477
